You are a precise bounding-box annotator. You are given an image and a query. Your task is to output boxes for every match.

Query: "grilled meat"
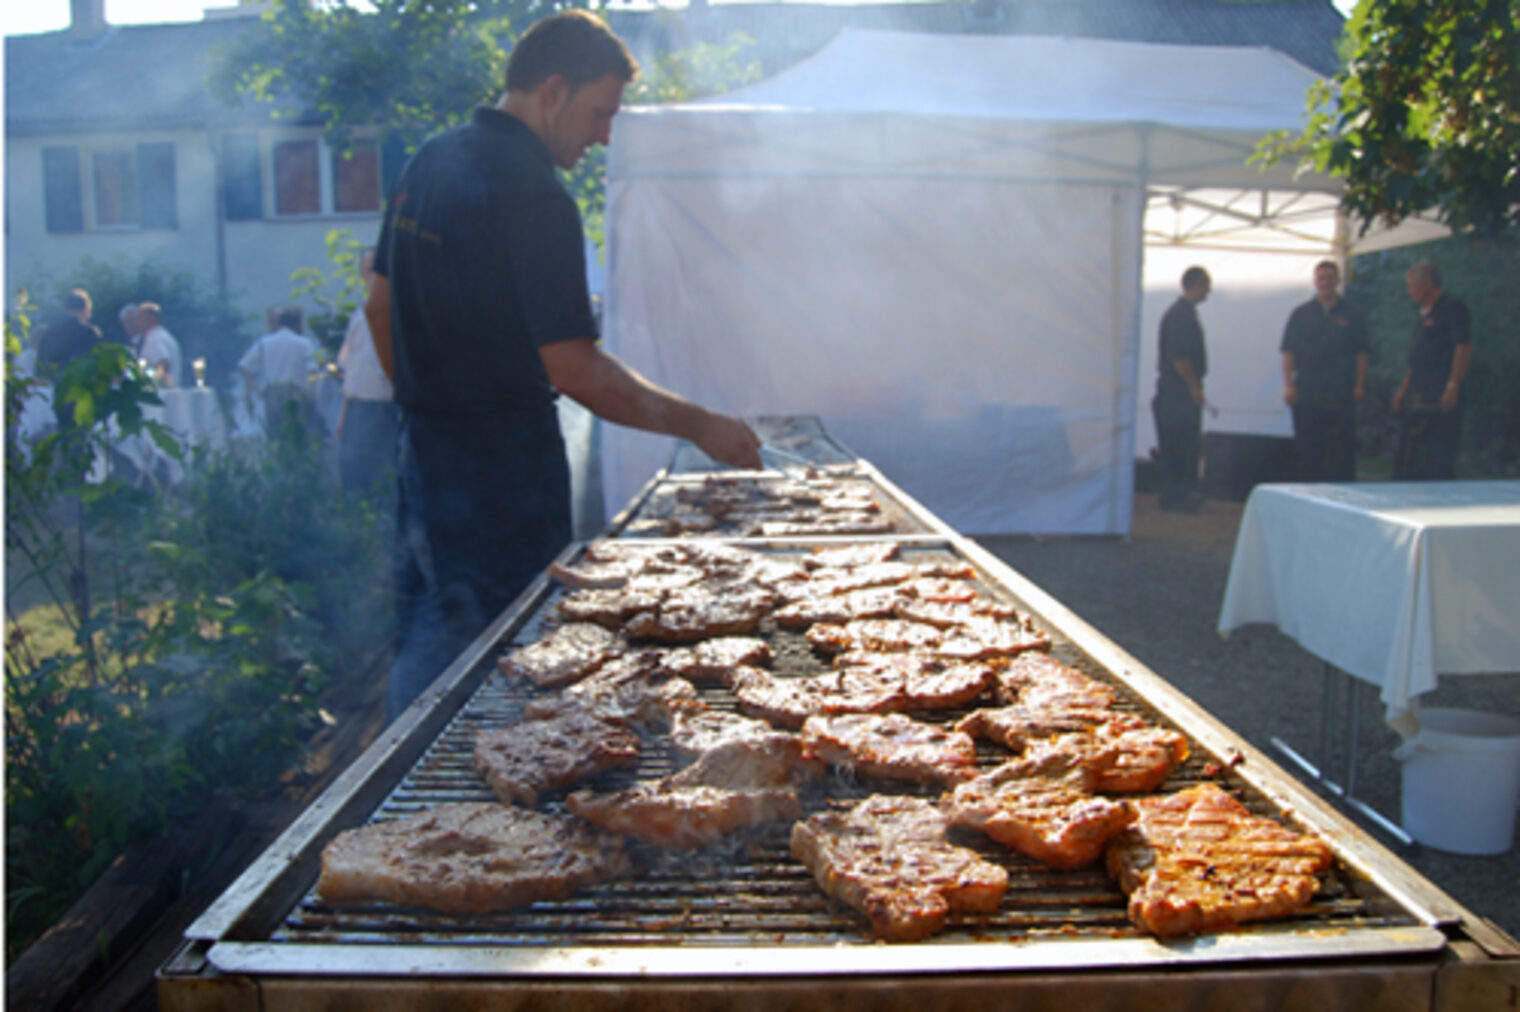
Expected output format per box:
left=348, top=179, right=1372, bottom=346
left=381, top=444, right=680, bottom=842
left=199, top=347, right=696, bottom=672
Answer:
left=729, top=665, right=906, bottom=729
left=772, top=587, right=907, bottom=629
left=497, top=622, right=626, bottom=689
left=1106, top=783, right=1335, bottom=938
left=937, top=616, right=1052, bottom=660
left=657, top=636, right=774, bottom=685
left=523, top=653, right=698, bottom=728
left=557, top=587, right=665, bottom=629
left=473, top=710, right=640, bottom=807
left=566, top=737, right=807, bottom=850
left=624, top=586, right=776, bottom=643
left=831, top=651, right=996, bottom=710
left=668, top=706, right=800, bottom=758
left=316, top=803, right=630, bottom=915
left=946, top=750, right=1136, bottom=869
left=804, top=543, right=901, bottom=570
left=994, top=652, right=1115, bottom=708
left=806, top=618, right=946, bottom=655
left=801, top=712, right=978, bottom=786
left=790, top=794, right=1009, bottom=942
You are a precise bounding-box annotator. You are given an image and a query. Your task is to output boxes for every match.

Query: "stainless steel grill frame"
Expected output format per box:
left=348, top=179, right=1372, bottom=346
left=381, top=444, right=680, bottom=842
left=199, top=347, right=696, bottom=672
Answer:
left=159, top=464, right=1520, bottom=1012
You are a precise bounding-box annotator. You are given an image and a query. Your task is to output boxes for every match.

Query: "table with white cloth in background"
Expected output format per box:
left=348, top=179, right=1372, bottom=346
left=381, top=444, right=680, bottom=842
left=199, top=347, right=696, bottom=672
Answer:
left=1218, top=481, right=1520, bottom=837
left=110, top=386, right=230, bottom=486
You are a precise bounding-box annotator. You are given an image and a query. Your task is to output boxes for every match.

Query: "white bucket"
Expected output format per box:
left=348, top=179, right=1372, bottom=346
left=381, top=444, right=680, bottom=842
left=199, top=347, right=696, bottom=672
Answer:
left=1396, top=708, right=1520, bottom=855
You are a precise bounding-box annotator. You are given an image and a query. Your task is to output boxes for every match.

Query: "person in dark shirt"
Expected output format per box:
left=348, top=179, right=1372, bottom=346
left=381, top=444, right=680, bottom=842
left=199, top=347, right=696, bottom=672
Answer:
left=366, top=11, right=762, bottom=721
left=1391, top=261, right=1472, bottom=480
left=1152, top=266, right=1211, bottom=512
left=1280, top=260, right=1369, bottom=482
left=36, top=289, right=103, bottom=428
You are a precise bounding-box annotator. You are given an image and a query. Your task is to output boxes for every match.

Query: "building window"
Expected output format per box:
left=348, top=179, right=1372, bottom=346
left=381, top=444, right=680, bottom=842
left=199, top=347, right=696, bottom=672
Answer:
left=93, top=150, right=140, bottom=227
left=222, top=133, right=264, bottom=221
left=41, top=142, right=176, bottom=233
left=333, top=139, right=380, bottom=213
left=274, top=139, right=321, bottom=216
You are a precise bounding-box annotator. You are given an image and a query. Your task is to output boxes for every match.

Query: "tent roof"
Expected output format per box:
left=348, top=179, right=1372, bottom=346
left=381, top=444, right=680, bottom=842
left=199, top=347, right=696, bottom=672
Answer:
left=697, top=29, right=1322, bottom=135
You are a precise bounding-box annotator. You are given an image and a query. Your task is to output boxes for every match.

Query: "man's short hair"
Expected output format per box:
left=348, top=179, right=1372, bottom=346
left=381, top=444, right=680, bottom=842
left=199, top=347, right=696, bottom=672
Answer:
left=277, top=307, right=303, bottom=331
left=64, top=288, right=91, bottom=314
left=1407, top=260, right=1442, bottom=288
left=1314, top=259, right=1340, bottom=275
left=118, top=303, right=137, bottom=321
left=505, top=10, right=638, bottom=93
left=1181, top=266, right=1210, bottom=291
left=137, top=301, right=162, bottom=321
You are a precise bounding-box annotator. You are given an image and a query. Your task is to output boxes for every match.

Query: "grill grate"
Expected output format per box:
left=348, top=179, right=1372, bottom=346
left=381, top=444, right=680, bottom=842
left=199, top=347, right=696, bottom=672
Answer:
left=271, top=560, right=1418, bottom=950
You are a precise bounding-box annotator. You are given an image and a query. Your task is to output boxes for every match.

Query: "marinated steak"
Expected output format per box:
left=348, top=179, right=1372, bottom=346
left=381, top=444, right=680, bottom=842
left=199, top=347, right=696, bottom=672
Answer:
left=316, top=803, right=630, bottom=914
left=1105, top=783, right=1335, bottom=938
left=946, top=751, right=1136, bottom=869
left=801, top=712, right=978, bottom=786
left=790, top=794, right=1009, bottom=942
left=473, top=710, right=640, bottom=806
left=498, top=622, right=626, bottom=689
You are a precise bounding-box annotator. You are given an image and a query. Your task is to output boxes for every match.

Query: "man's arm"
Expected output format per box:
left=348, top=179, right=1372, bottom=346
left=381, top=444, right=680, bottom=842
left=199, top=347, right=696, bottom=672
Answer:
left=1353, top=352, right=1369, bottom=403
left=1440, top=343, right=1474, bottom=412
left=365, top=274, right=394, bottom=382
left=540, top=338, right=762, bottom=469
left=1172, top=357, right=1204, bottom=406
left=1282, top=351, right=1298, bottom=406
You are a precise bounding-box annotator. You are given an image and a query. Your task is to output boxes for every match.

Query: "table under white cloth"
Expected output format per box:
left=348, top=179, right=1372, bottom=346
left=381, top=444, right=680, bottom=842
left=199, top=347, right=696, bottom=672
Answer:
left=1218, top=481, right=1520, bottom=738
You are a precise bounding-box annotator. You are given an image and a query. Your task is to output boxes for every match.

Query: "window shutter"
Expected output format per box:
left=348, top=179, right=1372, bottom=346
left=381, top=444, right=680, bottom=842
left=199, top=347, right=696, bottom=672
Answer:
left=380, top=134, right=409, bottom=203
left=42, top=146, right=84, bottom=233
left=137, top=142, right=178, bottom=229
left=221, top=133, right=263, bottom=221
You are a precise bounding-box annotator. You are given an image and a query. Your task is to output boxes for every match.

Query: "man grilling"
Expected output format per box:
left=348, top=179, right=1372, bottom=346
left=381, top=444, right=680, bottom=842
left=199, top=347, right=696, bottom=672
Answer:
left=1279, top=260, right=1369, bottom=482
left=367, top=10, right=762, bottom=722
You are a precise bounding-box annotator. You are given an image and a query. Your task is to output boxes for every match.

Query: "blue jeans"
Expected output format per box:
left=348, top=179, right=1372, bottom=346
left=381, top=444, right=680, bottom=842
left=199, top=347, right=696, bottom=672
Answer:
left=386, top=408, right=571, bottom=722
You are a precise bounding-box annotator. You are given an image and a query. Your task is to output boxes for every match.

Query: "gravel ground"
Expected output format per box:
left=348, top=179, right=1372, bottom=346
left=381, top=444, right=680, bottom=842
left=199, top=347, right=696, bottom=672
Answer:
left=976, top=491, right=1520, bottom=943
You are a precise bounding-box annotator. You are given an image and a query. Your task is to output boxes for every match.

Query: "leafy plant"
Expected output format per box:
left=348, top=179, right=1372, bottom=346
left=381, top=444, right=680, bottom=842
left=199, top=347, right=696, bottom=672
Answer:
left=4, top=288, right=391, bottom=961
left=290, top=228, right=371, bottom=354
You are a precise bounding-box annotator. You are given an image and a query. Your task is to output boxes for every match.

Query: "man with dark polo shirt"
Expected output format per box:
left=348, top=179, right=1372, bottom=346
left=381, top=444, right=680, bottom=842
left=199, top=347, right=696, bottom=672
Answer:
left=1152, top=266, right=1211, bottom=512
left=37, top=289, right=103, bottom=428
left=1280, top=260, right=1369, bottom=482
left=1391, top=261, right=1472, bottom=480
left=366, top=11, right=762, bottom=721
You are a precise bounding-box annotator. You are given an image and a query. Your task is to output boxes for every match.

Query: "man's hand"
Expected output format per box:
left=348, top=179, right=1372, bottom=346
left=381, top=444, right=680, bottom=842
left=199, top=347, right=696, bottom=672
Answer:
left=693, top=412, right=762, bottom=469
left=1283, top=383, right=1298, bottom=407
left=1353, top=383, right=1366, bottom=404
left=1391, top=388, right=1406, bottom=412
left=1439, top=382, right=1460, bottom=412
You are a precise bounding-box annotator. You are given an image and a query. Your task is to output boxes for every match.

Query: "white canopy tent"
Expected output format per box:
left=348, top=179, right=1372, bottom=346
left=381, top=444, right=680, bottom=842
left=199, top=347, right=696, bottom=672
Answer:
left=601, top=29, right=1440, bottom=534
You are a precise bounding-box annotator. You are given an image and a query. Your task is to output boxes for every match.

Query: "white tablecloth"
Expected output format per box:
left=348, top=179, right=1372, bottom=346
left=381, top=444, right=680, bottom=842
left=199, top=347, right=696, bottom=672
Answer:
left=155, top=387, right=228, bottom=454
left=1218, top=481, right=1520, bottom=736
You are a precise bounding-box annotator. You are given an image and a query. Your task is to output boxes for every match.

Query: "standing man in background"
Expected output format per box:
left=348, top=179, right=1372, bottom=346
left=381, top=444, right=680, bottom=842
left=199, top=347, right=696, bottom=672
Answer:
left=1152, top=266, right=1211, bottom=513
left=336, top=249, right=400, bottom=495
left=1280, top=260, right=1369, bottom=482
left=37, top=289, right=103, bottom=429
left=135, top=302, right=182, bottom=388
left=367, top=11, right=761, bottom=721
left=1392, top=260, right=1472, bottom=480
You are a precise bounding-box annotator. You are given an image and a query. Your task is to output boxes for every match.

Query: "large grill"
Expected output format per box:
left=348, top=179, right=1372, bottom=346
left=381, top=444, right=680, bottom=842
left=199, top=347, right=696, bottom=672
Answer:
left=159, top=442, right=1519, bottom=1010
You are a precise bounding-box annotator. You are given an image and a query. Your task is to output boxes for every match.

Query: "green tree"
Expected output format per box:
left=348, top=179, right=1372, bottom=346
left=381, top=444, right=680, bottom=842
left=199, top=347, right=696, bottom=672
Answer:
left=1260, top=0, right=1520, bottom=238
left=209, top=0, right=518, bottom=153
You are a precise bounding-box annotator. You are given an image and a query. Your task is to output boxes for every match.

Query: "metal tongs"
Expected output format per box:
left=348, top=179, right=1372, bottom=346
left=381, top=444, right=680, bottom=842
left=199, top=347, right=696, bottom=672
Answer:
left=760, top=443, right=813, bottom=479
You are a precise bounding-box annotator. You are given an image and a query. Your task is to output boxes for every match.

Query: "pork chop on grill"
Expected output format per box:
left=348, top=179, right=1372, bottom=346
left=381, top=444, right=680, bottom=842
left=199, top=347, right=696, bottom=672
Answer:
left=474, top=710, right=641, bottom=806
left=668, top=707, right=799, bottom=758
left=566, top=736, right=809, bottom=850
left=790, top=794, right=1008, bottom=942
left=1105, top=783, right=1335, bottom=938
left=806, top=618, right=946, bottom=655
left=657, top=636, right=774, bottom=685
left=831, top=651, right=997, bottom=711
left=801, top=712, right=978, bottom=786
left=557, top=587, right=665, bottom=629
left=729, top=665, right=906, bottom=729
left=772, top=587, right=907, bottom=629
left=523, top=653, right=698, bottom=728
left=993, top=652, right=1116, bottom=708
left=804, top=543, right=901, bottom=570
left=624, top=586, right=776, bottom=643
left=498, top=622, right=626, bottom=689
left=946, top=750, right=1136, bottom=869
left=936, top=616, right=1052, bottom=660
left=316, top=803, right=630, bottom=915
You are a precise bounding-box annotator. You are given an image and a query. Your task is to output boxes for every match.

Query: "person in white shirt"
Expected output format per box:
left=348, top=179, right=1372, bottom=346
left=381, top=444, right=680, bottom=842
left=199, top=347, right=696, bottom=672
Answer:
left=135, top=302, right=182, bottom=388
left=335, top=250, right=401, bottom=492
left=239, top=308, right=320, bottom=435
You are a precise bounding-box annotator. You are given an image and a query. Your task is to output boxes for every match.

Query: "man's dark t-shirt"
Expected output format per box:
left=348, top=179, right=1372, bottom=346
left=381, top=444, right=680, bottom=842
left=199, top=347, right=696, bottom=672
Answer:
left=1155, top=297, right=1206, bottom=407
left=1280, top=297, right=1369, bottom=408
left=1406, top=294, right=1472, bottom=410
left=374, top=107, right=598, bottom=417
left=36, top=316, right=103, bottom=378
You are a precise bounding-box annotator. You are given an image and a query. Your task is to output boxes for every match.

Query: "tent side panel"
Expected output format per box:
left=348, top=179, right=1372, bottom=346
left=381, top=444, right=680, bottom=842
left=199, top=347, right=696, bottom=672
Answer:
left=603, top=172, right=1134, bottom=535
